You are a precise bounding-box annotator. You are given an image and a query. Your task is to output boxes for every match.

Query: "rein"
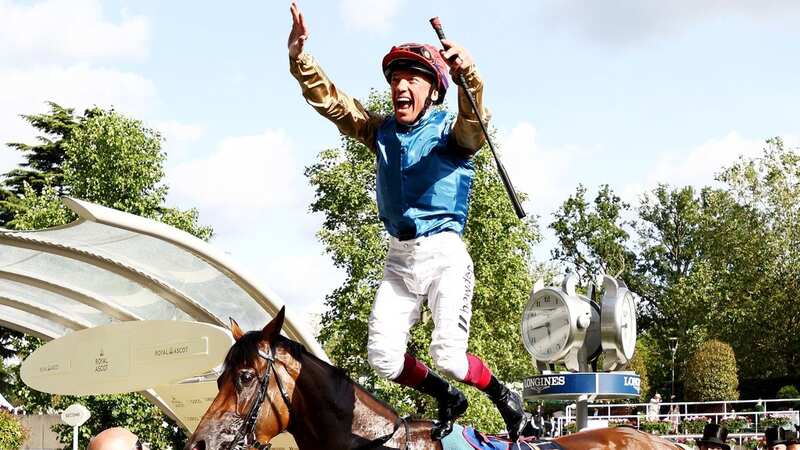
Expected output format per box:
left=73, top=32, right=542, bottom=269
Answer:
left=356, top=416, right=409, bottom=450
left=226, top=341, right=409, bottom=450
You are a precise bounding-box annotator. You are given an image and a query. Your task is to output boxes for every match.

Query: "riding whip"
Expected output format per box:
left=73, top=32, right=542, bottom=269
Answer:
left=430, top=17, right=526, bottom=219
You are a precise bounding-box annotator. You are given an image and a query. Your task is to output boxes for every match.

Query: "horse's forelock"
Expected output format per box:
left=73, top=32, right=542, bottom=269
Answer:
left=223, top=332, right=304, bottom=372
left=223, top=330, right=264, bottom=371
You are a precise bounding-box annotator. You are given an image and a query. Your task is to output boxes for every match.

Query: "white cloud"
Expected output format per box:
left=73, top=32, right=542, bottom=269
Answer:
left=0, top=0, right=149, bottom=62
left=621, top=131, right=766, bottom=203
left=499, top=121, right=588, bottom=218
left=339, top=0, right=403, bottom=32
left=169, top=130, right=309, bottom=213
left=263, top=252, right=343, bottom=333
left=0, top=64, right=157, bottom=156
left=156, top=121, right=205, bottom=144
left=156, top=121, right=206, bottom=162
left=537, top=0, right=800, bottom=44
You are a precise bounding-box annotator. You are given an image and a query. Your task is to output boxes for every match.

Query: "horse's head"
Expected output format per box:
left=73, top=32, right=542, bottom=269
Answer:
left=186, top=307, right=299, bottom=450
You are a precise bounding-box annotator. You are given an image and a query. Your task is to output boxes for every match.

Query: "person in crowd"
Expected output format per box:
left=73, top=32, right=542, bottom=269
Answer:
left=668, top=404, right=680, bottom=433
left=647, top=392, right=662, bottom=421
left=765, top=426, right=788, bottom=450
left=87, top=427, right=145, bottom=450
left=786, top=428, right=800, bottom=450
left=695, top=423, right=730, bottom=450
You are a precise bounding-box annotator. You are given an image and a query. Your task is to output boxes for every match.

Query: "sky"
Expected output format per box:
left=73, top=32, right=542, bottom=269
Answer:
left=2, top=0, right=799, bottom=331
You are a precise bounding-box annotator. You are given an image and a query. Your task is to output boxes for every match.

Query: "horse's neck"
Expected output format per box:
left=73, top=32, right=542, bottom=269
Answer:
left=289, top=355, right=402, bottom=449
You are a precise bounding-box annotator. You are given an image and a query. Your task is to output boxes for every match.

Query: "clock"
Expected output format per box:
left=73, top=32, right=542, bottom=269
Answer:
left=522, top=275, right=592, bottom=370
left=600, top=275, right=638, bottom=371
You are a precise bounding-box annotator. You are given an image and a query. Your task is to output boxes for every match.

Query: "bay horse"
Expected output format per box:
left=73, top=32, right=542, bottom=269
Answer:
left=186, top=307, right=684, bottom=450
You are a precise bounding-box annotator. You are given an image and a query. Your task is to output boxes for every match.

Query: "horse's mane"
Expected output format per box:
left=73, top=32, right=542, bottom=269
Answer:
left=222, top=331, right=401, bottom=416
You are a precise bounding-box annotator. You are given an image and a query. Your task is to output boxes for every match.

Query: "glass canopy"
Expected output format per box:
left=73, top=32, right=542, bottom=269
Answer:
left=0, top=197, right=327, bottom=431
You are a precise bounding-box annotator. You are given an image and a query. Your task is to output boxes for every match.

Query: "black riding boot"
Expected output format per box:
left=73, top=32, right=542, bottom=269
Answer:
left=483, top=376, right=531, bottom=441
left=415, top=371, right=469, bottom=440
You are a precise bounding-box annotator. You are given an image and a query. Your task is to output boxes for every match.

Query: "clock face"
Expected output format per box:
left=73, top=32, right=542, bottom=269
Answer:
left=522, top=290, right=572, bottom=361
left=619, top=291, right=637, bottom=359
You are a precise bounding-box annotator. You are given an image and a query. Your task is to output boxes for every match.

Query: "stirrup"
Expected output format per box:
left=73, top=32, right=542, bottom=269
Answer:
left=431, top=419, right=455, bottom=440
left=507, top=412, right=535, bottom=442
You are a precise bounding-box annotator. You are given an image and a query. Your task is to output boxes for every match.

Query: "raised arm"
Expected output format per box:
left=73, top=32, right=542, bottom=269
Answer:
left=440, top=39, right=489, bottom=155
left=288, top=2, right=382, bottom=151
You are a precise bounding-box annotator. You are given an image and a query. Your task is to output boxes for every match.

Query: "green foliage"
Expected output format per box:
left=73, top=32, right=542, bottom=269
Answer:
left=777, top=385, right=799, bottom=399
left=0, top=102, right=79, bottom=224
left=628, top=339, right=651, bottom=402
left=306, top=90, right=540, bottom=432
left=684, top=340, right=739, bottom=402
left=679, top=417, right=709, bottom=434
left=639, top=419, right=672, bottom=435
left=550, top=184, right=633, bottom=284
left=6, top=181, right=74, bottom=230
left=62, top=109, right=167, bottom=216
left=0, top=409, right=28, bottom=450
left=720, top=416, right=749, bottom=433
left=48, top=395, right=185, bottom=450
left=760, top=414, right=793, bottom=428
left=1, top=103, right=214, bottom=448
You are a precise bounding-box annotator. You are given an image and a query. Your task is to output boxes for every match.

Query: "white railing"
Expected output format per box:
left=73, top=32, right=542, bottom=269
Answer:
left=554, top=398, right=800, bottom=441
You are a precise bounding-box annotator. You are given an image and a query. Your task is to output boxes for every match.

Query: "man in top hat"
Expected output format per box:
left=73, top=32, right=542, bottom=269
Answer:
left=766, top=426, right=789, bottom=450
left=696, top=423, right=730, bottom=450
left=786, top=428, right=800, bottom=450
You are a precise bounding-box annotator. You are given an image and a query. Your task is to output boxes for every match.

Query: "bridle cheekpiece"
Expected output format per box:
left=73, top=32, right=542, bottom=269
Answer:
left=226, top=341, right=293, bottom=450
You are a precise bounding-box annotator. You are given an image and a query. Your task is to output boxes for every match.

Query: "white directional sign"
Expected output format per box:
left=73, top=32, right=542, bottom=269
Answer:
left=21, top=320, right=233, bottom=395
left=61, top=403, right=91, bottom=427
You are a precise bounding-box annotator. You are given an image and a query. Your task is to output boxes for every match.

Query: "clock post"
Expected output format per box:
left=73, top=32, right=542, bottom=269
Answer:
left=521, top=274, right=641, bottom=432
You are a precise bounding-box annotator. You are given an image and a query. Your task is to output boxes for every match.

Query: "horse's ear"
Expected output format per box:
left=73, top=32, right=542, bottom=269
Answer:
left=262, top=306, right=286, bottom=341
left=230, top=317, right=245, bottom=341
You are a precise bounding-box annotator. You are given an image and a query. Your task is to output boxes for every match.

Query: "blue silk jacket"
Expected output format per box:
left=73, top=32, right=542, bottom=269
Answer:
left=290, top=52, right=488, bottom=240
left=376, top=110, right=474, bottom=239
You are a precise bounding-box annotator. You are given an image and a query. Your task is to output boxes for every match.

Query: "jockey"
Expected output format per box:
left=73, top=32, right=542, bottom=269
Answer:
left=288, top=2, right=529, bottom=441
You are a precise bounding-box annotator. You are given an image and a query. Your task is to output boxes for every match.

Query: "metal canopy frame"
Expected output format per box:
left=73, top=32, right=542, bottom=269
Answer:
left=0, top=197, right=327, bottom=430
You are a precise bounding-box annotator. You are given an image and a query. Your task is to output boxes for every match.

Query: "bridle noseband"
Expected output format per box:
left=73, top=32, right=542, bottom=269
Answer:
left=226, top=342, right=292, bottom=450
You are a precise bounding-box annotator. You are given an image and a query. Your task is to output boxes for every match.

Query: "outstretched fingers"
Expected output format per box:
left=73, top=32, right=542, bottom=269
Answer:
left=288, top=1, right=308, bottom=57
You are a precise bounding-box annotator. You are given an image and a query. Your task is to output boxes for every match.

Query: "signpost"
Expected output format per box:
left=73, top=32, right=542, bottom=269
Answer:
left=61, top=403, right=91, bottom=450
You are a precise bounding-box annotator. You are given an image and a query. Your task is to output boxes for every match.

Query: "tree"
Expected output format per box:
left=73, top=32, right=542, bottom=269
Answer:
left=0, top=409, right=28, bottom=450
left=1, top=104, right=212, bottom=449
left=305, top=90, right=541, bottom=432
left=628, top=138, right=800, bottom=390
left=0, top=102, right=80, bottom=225
left=550, top=184, right=634, bottom=286
left=684, top=340, right=739, bottom=402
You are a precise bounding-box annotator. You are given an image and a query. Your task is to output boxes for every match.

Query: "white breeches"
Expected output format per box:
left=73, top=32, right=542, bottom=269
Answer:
left=367, top=231, right=474, bottom=381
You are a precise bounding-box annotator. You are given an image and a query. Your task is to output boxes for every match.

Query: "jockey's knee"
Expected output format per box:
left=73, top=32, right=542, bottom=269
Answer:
left=430, top=348, right=468, bottom=381
left=367, top=344, right=404, bottom=380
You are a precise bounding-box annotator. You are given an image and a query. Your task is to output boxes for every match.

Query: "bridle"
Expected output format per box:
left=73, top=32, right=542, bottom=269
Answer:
left=225, top=342, right=291, bottom=450
left=224, top=340, right=409, bottom=450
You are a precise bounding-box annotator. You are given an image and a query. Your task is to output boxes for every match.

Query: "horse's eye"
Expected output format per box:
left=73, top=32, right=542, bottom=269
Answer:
left=239, top=371, right=255, bottom=385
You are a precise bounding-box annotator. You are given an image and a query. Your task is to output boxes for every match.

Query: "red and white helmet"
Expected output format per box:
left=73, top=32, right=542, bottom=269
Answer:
left=382, top=43, right=449, bottom=104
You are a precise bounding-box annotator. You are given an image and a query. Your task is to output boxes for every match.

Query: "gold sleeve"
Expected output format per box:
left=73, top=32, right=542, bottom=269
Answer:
left=452, top=65, right=490, bottom=154
left=289, top=52, right=383, bottom=151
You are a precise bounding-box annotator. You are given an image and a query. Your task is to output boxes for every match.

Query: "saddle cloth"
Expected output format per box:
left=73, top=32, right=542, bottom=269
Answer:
left=442, top=424, right=564, bottom=450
